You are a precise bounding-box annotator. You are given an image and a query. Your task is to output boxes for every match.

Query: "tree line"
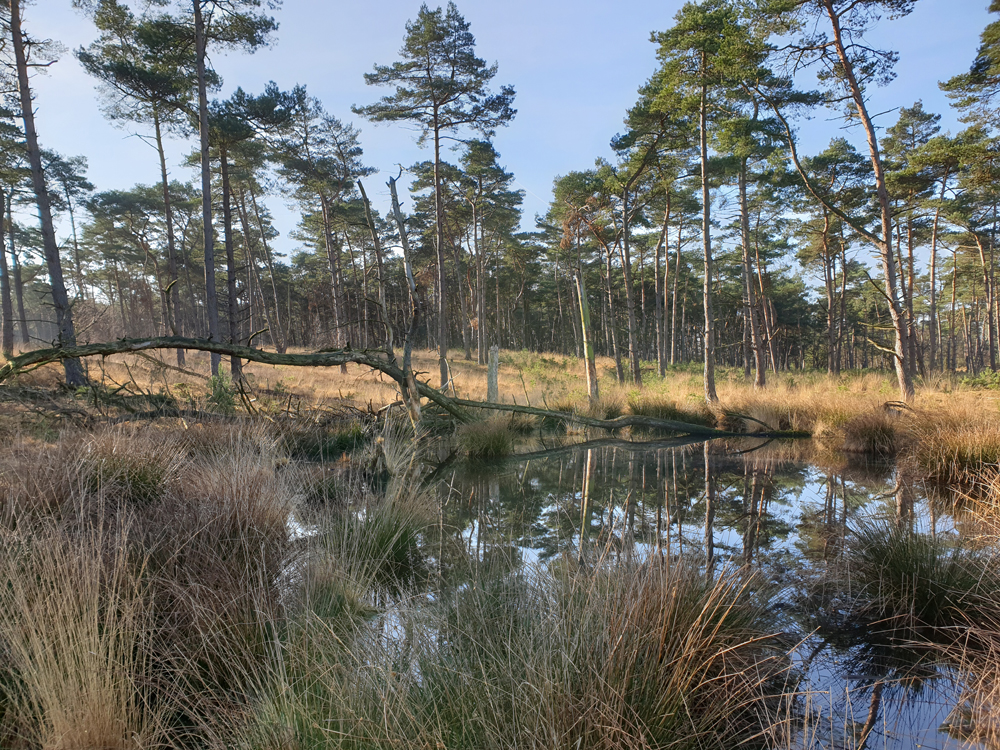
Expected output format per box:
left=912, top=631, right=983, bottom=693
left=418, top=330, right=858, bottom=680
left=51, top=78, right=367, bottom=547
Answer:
left=2, top=0, right=1000, bottom=404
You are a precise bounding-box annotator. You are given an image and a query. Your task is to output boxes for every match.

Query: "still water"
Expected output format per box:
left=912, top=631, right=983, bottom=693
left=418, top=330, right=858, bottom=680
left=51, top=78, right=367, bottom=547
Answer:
left=433, top=438, right=976, bottom=750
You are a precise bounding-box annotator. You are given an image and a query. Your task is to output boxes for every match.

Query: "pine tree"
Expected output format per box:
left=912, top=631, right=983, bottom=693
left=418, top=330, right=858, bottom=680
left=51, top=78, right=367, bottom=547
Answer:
left=354, top=2, right=515, bottom=388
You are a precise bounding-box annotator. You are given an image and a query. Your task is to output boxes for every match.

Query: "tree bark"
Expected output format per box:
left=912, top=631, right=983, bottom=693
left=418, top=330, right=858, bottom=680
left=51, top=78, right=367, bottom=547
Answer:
left=194, top=0, right=220, bottom=375
left=0, top=188, right=14, bottom=357
left=10, top=0, right=84, bottom=384
left=699, top=56, right=717, bottom=403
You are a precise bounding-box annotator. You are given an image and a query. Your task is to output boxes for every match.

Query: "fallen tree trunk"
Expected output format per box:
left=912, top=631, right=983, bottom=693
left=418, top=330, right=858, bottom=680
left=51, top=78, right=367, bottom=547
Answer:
left=0, top=337, right=809, bottom=439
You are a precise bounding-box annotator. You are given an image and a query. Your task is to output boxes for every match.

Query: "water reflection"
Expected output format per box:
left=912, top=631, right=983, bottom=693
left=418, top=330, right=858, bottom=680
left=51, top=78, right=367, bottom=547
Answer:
left=438, top=439, right=975, bottom=750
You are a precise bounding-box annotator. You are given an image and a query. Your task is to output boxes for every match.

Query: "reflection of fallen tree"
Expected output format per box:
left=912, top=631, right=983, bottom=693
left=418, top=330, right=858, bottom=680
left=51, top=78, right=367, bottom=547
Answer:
left=0, top=337, right=810, bottom=439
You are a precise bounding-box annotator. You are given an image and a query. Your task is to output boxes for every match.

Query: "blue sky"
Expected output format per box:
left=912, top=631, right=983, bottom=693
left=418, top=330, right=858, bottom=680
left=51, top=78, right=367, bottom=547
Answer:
left=25, top=0, right=995, bottom=260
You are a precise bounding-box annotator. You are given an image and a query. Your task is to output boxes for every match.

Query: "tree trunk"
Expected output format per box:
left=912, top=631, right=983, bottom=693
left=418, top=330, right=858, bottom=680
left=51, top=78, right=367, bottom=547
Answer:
left=248, top=186, right=286, bottom=352
left=219, top=146, right=242, bottom=380
left=9, top=198, right=27, bottom=346
left=449, top=233, right=473, bottom=360
left=236, top=189, right=280, bottom=355
left=433, top=119, right=448, bottom=387
left=575, top=273, right=599, bottom=405
left=358, top=180, right=394, bottom=362
left=738, top=162, right=765, bottom=387
left=153, top=105, right=185, bottom=366
left=0, top=188, right=14, bottom=357
left=388, top=175, right=423, bottom=428
left=671, top=226, right=682, bottom=366
left=603, top=242, right=625, bottom=382
left=11, top=0, right=84, bottom=384
left=823, top=0, right=913, bottom=401
left=699, top=57, right=717, bottom=403
left=620, top=188, right=642, bottom=385
left=194, top=0, right=220, bottom=375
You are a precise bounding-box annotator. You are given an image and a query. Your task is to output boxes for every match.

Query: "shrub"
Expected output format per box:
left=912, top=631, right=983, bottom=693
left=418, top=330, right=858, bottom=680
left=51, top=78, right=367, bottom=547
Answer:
left=207, top=373, right=237, bottom=415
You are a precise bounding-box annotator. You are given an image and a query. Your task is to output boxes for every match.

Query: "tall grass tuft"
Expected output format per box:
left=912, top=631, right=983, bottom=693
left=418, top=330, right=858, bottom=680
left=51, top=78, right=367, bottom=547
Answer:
left=0, top=523, right=162, bottom=749
left=231, top=556, right=789, bottom=749
left=841, top=410, right=900, bottom=457
left=846, top=517, right=998, bottom=633
left=458, top=416, right=515, bottom=459
left=904, top=405, right=1000, bottom=487
left=627, top=393, right=714, bottom=426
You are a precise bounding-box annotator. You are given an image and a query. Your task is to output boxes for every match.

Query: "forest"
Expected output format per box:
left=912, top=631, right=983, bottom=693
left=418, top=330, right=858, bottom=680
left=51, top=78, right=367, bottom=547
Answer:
left=0, top=0, right=995, bottom=405
left=5, top=1, right=1000, bottom=749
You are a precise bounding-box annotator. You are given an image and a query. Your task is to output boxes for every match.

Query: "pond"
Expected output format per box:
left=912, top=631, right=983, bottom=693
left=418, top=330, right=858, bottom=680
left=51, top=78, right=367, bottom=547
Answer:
left=429, top=437, right=977, bottom=750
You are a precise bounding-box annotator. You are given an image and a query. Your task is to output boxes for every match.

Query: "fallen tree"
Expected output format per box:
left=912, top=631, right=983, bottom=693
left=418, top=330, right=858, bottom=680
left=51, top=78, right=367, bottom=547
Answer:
left=0, top=337, right=809, bottom=439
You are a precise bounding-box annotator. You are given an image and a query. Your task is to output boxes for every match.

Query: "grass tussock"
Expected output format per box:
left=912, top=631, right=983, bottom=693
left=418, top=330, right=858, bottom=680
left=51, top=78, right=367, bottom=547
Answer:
left=587, top=392, right=626, bottom=421
left=841, top=410, right=900, bottom=457
left=846, top=517, right=1000, bottom=634
left=626, top=393, right=714, bottom=426
left=0, top=422, right=297, bottom=744
left=233, top=558, right=789, bottom=750
left=458, top=416, right=516, bottom=459
left=0, top=524, right=162, bottom=749
left=904, top=404, right=1000, bottom=487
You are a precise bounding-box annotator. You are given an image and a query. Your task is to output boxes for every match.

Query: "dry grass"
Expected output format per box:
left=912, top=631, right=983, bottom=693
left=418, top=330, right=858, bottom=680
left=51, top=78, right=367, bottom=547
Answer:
left=231, top=557, right=789, bottom=750
left=0, top=523, right=162, bottom=750
left=903, top=402, right=1000, bottom=487
left=0, top=422, right=297, bottom=744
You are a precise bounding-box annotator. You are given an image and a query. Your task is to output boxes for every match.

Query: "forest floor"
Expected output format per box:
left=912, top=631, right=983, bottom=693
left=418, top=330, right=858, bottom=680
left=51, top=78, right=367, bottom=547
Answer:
left=3, top=350, right=1000, bottom=748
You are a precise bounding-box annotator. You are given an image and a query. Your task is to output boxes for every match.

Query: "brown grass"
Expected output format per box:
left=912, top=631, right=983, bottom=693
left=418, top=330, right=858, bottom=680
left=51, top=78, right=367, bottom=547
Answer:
left=0, top=523, right=161, bottom=749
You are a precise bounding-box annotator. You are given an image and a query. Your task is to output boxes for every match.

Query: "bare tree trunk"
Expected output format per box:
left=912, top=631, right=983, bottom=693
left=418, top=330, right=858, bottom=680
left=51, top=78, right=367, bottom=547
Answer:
left=699, top=58, right=717, bottom=403
left=388, top=175, right=422, bottom=428
left=194, top=0, right=220, bottom=375
left=823, top=0, right=912, bottom=401
left=358, top=179, right=394, bottom=362
left=432, top=119, right=448, bottom=388
left=153, top=106, right=185, bottom=366
left=219, top=147, right=242, bottom=380
left=603, top=242, right=625, bottom=382
left=575, top=273, right=599, bottom=405
left=236, top=189, right=279, bottom=354
left=10, top=0, right=84, bottom=384
left=0, top=188, right=13, bottom=357
left=738, top=162, right=765, bottom=388
left=9, top=198, right=27, bottom=346
left=671, top=226, right=682, bottom=366
left=620, top=188, right=642, bottom=385
left=248, top=186, right=286, bottom=352
left=449, top=235, right=473, bottom=360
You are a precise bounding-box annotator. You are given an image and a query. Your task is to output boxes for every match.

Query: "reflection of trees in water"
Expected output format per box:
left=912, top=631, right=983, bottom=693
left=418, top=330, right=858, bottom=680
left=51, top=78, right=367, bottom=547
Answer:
left=437, top=445, right=973, bottom=750
left=440, top=444, right=954, bottom=580
left=442, top=442, right=814, bottom=568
